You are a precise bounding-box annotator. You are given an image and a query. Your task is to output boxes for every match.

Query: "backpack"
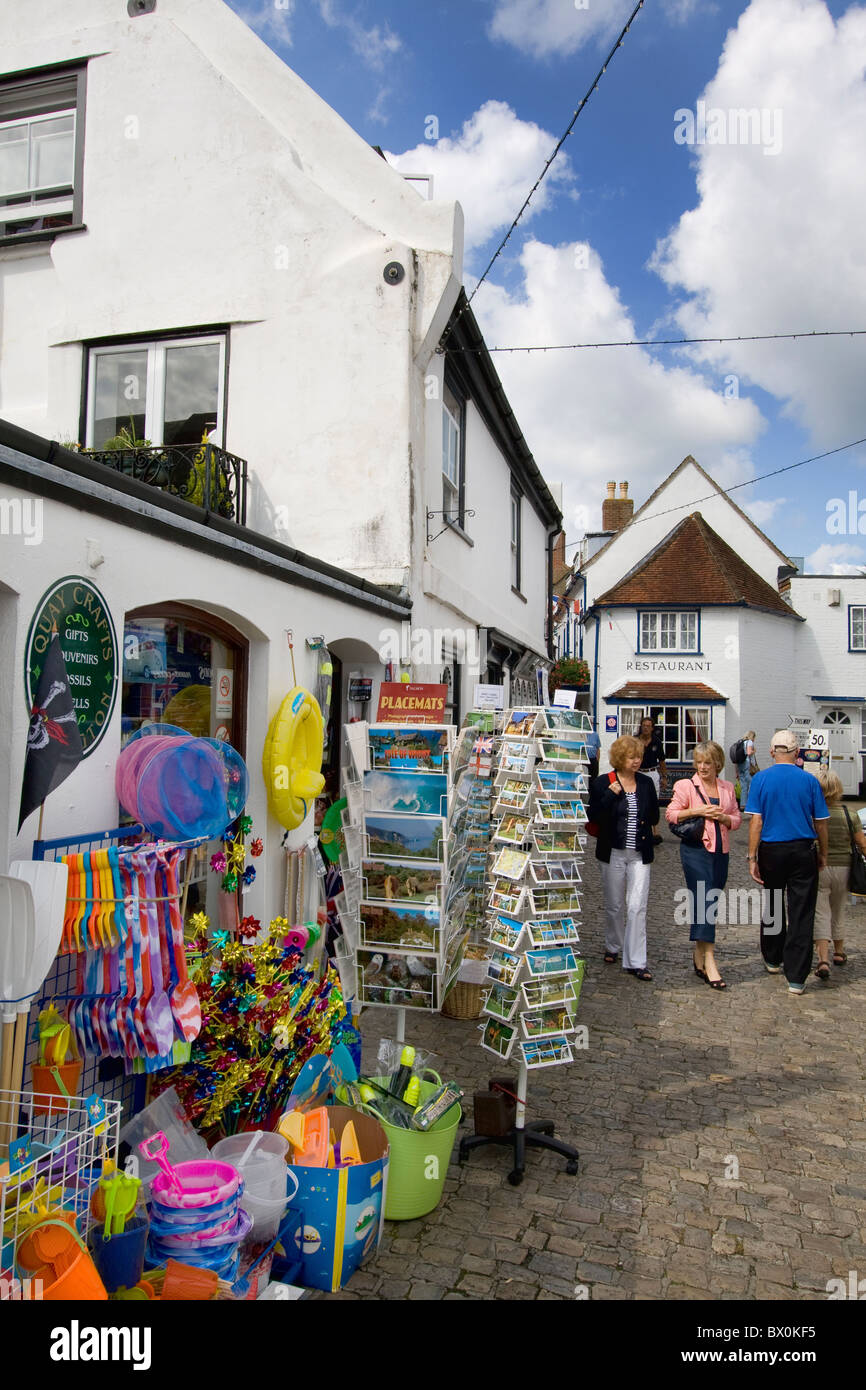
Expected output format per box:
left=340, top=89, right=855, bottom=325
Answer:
left=729, top=737, right=746, bottom=765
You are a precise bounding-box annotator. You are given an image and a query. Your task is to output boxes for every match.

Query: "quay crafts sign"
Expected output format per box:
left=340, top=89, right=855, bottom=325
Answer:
left=25, top=578, right=119, bottom=757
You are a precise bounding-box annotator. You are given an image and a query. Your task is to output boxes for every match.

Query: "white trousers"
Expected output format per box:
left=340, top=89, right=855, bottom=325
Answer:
left=601, top=848, right=651, bottom=970
left=646, top=768, right=660, bottom=796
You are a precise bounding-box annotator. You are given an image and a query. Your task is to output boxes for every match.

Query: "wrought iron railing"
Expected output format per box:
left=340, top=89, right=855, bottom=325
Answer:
left=82, top=441, right=248, bottom=524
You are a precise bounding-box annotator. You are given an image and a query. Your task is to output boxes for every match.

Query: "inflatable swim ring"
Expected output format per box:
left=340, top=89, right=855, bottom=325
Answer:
left=262, top=686, right=325, bottom=829
left=319, top=797, right=347, bottom=862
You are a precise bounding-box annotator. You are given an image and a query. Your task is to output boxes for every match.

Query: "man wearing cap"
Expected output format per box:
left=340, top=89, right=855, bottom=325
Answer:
left=745, top=729, right=829, bottom=995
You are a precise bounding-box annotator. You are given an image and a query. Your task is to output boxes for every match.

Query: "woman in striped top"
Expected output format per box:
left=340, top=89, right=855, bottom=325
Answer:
left=589, top=735, right=660, bottom=981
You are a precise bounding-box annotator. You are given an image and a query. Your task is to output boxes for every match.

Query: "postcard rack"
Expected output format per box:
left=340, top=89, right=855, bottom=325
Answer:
left=459, top=704, right=595, bottom=1184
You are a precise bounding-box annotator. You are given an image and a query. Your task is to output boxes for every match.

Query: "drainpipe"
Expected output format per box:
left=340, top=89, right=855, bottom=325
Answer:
left=592, top=611, right=600, bottom=730
left=546, top=525, right=557, bottom=659
left=580, top=574, right=587, bottom=660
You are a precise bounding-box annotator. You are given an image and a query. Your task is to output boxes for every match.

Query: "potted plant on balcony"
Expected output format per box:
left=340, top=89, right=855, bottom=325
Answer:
left=549, top=657, right=590, bottom=694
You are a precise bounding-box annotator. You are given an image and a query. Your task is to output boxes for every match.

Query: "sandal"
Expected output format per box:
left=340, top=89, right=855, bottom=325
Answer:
left=603, top=952, right=619, bottom=964
left=692, top=953, right=707, bottom=980
left=814, top=962, right=831, bottom=980
left=832, top=952, right=847, bottom=966
left=704, top=973, right=727, bottom=990
left=626, top=967, right=653, bottom=981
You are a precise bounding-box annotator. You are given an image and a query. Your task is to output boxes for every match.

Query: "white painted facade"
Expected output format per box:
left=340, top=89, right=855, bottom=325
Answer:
left=786, top=574, right=866, bottom=794
left=1, top=0, right=558, bottom=720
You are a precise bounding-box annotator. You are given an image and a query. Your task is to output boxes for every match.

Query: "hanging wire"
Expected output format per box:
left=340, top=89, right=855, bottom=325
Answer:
left=446, top=328, right=866, bottom=354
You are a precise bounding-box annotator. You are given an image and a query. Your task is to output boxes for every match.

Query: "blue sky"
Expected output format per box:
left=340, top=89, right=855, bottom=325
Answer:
left=228, top=0, right=866, bottom=573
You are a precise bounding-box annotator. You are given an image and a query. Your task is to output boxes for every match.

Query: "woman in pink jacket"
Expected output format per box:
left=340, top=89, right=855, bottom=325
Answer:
left=666, top=740, right=741, bottom=990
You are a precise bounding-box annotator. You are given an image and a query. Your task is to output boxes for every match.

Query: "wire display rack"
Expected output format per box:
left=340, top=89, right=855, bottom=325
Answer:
left=0, top=1088, right=121, bottom=1296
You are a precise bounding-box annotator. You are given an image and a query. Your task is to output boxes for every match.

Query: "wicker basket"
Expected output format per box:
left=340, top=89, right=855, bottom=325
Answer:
left=441, top=979, right=485, bottom=1020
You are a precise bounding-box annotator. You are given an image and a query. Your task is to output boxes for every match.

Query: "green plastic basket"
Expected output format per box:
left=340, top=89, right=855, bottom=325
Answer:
left=369, top=1074, right=462, bottom=1221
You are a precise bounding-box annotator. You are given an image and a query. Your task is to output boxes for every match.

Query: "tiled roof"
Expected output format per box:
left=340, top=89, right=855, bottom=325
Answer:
left=594, top=513, right=799, bottom=617
left=606, top=682, right=727, bottom=702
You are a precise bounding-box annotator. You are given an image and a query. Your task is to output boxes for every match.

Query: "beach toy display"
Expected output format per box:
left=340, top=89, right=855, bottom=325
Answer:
left=210, top=1131, right=290, bottom=1241
left=138, top=1132, right=248, bottom=1279
left=116, top=735, right=229, bottom=841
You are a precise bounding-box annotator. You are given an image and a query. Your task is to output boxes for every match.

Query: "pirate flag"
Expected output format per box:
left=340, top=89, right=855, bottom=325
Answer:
left=18, top=629, right=84, bottom=830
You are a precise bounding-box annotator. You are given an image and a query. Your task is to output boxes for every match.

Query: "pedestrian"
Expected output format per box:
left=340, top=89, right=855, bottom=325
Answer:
left=589, top=734, right=659, bottom=981
left=812, top=769, right=866, bottom=979
left=666, top=740, right=741, bottom=990
left=583, top=726, right=601, bottom=780
left=637, top=715, right=667, bottom=845
left=733, top=729, right=758, bottom=811
left=745, top=729, right=830, bottom=995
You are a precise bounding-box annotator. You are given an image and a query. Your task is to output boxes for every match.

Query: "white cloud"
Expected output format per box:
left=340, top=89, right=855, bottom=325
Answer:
left=651, top=0, right=866, bottom=447
left=229, top=0, right=295, bottom=46
left=317, top=0, right=403, bottom=69
left=805, top=542, right=866, bottom=574
left=741, top=496, right=785, bottom=526
left=469, top=239, right=766, bottom=535
left=488, top=0, right=699, bottom=61
left=386, top=101, right=575, bottom=251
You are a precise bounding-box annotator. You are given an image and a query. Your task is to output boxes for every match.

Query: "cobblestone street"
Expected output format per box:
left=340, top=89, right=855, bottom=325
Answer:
left=331, top=830, right=866, bottom=1301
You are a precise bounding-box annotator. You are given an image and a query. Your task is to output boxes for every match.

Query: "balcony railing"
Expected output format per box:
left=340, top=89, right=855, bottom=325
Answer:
left=82, top=442, right=248, bottom=525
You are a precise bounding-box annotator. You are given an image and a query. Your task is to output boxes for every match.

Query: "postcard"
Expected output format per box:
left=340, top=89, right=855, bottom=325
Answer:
left=538, top=737, right=586, bottom=765
left=462, top=710, right=496, bottom=732
left=529, top=858, right=582, bottom=885
left=363, top=769, right=448, bottom=816
left=520, top=1036, right=573, bottom=1069
left=480, top=1017, right=517, bottom=1060
left=521, top=1005, right=577, bottom=1040
left=483, top=983, right=521, bottom=1022
left=367, top=725, right=450, bottom=773
left=527, top=886, right=582, bottom=915
left=361, top=859, right=442, bottom=905
left=357, top=948, right=438, bottom=1010
left=493, top=813, right=531, bottom=845
left=536, top=768, right=585, bottom=796
left=534, top=798, right=586, bottom=825
left=543, top=709, right=592, bottom=732
left=532, top=829, right=585, bottom=856
left=500, top=740, right=534, bottom=774
left=491, top=847, right=531, bottom=881
left=485, top=914, right=525, bottom=952
left=526, top=916, right=580, bottom=947
left=503, top=710, right=539, bottom=738
left=521, top=976, right=578, bottom=1010
left=525, top=946, right=579, bottom=977
left=486, top=947, right=523, bottom=987
left=360, top=901, right=440, bottom=952
left=365, top=813, right=446, bottom=863
left=488, top=884, right=525, bottom=915
left=494, top=781, right=532, bottom=812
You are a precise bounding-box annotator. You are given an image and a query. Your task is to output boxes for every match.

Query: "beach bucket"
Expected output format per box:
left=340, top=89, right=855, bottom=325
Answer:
left=160, top=1258, right=219, bottom=1301
left=30, top=1061, right=82, bottom=1115
left=17, top=1218, right=107, bottom=1301
left=211, top=1131, right=289, bottom=1202
left=88, top=1213, right=149, bottom=1294
left=370, top=1075, right=461, bottom=1221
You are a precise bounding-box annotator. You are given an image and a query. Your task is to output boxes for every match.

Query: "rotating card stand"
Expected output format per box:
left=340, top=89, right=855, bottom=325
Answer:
left=459, top=706, right=592, bottom=1185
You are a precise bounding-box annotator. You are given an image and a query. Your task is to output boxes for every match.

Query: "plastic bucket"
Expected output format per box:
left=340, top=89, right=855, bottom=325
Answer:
left=371, top=1077, right=461, bottom=1221
left=211, top=1131, right=289, bottom=1201
left=88, top=1214, right=149, bottom=1294
left=240, top=1191, right=287, bottom=1242
left=18, top=1219, right=107, bottom=1301
left=160, top=1258, right=219, bottom=1301
left=30, top=1061, right=82, bottom=1115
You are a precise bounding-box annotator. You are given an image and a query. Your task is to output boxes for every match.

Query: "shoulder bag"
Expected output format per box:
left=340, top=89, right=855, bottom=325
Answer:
left=841, top=805, right=866, bottom=897
left=669, top=782, right=708, bottom=846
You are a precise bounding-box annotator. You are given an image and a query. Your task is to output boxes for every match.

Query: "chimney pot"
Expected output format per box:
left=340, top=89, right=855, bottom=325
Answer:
left=619, top=481, right=628, bottom=498
left=606, top=481, right=616, bottom=498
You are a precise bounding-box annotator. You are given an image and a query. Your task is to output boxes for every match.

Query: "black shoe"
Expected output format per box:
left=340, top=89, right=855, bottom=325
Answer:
left=652, top=834, right=664, bottom=845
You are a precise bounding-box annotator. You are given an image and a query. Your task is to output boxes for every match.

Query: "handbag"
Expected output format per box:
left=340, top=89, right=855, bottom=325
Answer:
left=842, top=806, right=866, bottom=897
left=669, top=782, right=709, bottom=846
left=586, top=770, right=617, bottom=838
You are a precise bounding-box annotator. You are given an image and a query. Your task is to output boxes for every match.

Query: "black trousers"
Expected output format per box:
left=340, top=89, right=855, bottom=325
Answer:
left=758, top=839, right=819, bottom=985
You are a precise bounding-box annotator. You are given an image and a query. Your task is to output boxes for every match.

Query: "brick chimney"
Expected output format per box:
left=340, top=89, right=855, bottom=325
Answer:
left=602, top=480, right=634, bottom=533
left=553, top=531, right=566, bottom=571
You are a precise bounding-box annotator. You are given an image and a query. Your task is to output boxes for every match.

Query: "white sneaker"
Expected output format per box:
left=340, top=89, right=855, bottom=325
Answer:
left=788, top=982, right=806, bottom=995
left=763, top=963, right=782, bottom=974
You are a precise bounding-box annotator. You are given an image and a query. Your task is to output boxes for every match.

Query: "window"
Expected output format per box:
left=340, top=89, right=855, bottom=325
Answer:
left=638, top=610, right=698, bottom=653
left=619, top=705, right=711, bottom=761
left=442, top=378, right=464, bottom=525
left=86, top=334, right=226, bottom=448
left=511, top=491, right=522, bottom=590
left=0, top=65, right=86, bottom=241
left=849, top=606, right=866, bottom=651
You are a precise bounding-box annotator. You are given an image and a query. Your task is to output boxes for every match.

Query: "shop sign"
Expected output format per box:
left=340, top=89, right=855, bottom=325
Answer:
left=376, top=682, right=447, bottom=723
left=215, top=668, right=233, bottom=717
left=473, top=683, right=505, bottom=710
left=25, top=577, right=118, bottom=756
left=348, top=678, right=373, bottom=702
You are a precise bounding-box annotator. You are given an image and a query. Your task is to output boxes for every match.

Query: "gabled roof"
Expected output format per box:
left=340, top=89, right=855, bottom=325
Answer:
left=593, top=513, right=802, bottom=619
left=580, top=456, right=793, bottom=572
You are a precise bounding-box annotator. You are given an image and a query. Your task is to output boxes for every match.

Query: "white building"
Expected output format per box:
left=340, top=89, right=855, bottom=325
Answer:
left=0, top=0, right=560, bottom=729
left=556, top=459, right=866, bottom=794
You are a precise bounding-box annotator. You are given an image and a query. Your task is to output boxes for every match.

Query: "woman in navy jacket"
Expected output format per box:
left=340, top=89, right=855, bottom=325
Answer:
left=589, top=735, right=659, bottom=980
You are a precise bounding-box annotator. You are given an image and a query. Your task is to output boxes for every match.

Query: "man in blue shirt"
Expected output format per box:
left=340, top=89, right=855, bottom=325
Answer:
left=746, top=729, right=829, bottom=994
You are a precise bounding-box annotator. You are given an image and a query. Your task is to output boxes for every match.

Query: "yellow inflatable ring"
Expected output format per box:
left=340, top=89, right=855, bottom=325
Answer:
left=262, top=686, right=326, bottom=829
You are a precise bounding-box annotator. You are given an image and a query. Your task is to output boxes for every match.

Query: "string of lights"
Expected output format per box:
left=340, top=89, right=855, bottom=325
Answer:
left=446, top=329, right=866, bottom=354
left=439, top=0, right=646, bottom=347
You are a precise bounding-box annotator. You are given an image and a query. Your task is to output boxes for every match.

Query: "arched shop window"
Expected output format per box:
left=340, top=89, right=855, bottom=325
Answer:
left=823, top=709, right=851, bottom=725
left=121, top=604, right=248, bottom=916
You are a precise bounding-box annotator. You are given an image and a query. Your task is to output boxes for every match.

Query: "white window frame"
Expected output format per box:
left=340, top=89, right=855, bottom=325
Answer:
left=511, top=491, right=522, bottom=590
left=638, top=610, right=699, bottom=653
left=86, top=334, right=226, bottom=448
left=442, top=379, right=463, bottom=525
left=0, top=66, right=86, bottom=240
left=849, top=605, right=866, bottom=651
left=619, top=704, right=711, bottom=761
